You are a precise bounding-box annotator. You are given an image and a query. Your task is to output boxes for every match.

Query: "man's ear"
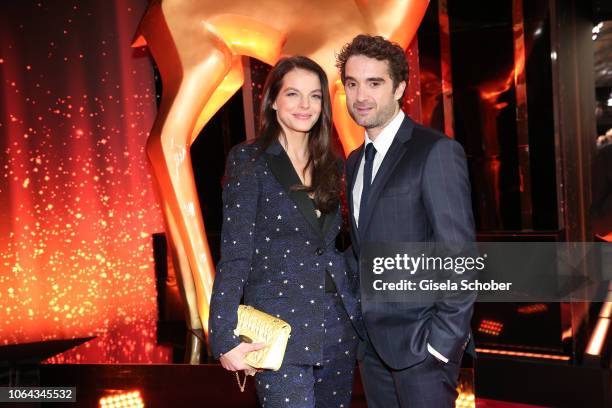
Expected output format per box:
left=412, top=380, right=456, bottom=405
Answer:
left=394, top=81, right=407, bottom=101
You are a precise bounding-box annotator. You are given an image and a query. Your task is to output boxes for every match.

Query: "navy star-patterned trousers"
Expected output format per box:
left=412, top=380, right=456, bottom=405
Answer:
left=254, top=293, right=359, bottom=408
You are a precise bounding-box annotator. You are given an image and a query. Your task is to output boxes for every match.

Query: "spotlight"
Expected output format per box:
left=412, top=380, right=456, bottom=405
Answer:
left=517, top=304, right=548, bottom=314
left=99, top=390, right=144, bottom=408
left=455, top=391, right=476, bottom=408
left=592, top=21, right=603, bottom=34
left=478, top=319, right=503, bottom=336
left=475, top=348, right=570, bottom=361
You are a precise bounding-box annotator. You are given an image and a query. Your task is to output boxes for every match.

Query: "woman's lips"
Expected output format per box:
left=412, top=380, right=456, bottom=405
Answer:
left=293, top=113, right=312, bottom=120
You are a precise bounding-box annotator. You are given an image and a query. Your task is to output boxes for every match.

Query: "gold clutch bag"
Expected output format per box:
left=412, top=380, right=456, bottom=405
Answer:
left=234, top=305, right=291, bottom=371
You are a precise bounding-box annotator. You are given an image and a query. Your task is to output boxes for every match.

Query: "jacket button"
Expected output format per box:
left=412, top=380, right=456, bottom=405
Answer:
left=315, top=247, right=324, bottom=256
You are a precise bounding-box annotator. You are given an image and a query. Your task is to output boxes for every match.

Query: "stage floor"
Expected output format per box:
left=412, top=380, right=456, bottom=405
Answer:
left=17, top=363, right=553, bottom=408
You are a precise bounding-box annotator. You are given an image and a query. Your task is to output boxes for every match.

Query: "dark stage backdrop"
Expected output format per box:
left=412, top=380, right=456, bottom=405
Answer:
left=0, top=0, right=171, bottom=363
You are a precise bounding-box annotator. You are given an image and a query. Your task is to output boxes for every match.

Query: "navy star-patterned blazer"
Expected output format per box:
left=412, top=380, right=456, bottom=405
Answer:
left=209, top=140, right=365, bottom=366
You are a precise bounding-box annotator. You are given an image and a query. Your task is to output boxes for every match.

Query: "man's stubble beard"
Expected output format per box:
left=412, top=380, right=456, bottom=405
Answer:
left=349, top=99, right=399, bottom=132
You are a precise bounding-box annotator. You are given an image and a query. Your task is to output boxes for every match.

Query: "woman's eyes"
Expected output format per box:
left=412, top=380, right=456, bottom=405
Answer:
left=284, top=92, right=321, bottom=99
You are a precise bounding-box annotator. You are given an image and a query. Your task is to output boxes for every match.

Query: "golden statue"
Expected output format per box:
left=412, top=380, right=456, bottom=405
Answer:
left=132, top=0, right=428, bottom=362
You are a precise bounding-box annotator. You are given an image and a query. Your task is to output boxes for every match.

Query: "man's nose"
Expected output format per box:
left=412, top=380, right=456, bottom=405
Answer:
left=355, top=85, right=367, bottom=102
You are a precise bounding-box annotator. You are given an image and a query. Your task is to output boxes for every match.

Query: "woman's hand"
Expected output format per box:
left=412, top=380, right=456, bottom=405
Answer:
left=219, top=342, right=266, bottom=371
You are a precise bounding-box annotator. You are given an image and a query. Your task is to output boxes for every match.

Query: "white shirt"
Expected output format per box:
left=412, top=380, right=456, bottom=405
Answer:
left=351, top=109, right=450, bottom=364
left=352, top=110, right=404, bottom=227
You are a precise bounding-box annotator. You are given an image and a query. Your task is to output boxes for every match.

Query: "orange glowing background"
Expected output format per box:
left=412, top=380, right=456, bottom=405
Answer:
left=0, top=0, right=170, bottom=363
left=0, top=0, right=425, bottom=363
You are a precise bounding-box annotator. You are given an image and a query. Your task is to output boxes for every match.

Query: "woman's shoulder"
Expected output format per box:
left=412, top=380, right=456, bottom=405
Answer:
left=227, top=140, right=262, bottom=163
left=224, top=141, right=267, bottom=182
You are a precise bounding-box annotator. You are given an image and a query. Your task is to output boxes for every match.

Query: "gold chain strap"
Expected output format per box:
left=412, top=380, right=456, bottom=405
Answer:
left=235, top=371, right=248, bottom=392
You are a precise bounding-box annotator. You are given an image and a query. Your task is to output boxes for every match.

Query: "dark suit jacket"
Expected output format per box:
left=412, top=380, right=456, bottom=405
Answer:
left=209, top=141, right=365, bottom=366
left=345, top=115, right=476, bottom=369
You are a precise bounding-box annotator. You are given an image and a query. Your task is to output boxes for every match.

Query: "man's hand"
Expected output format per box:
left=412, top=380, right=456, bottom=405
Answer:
left=219, top=342, right=266, bottom=371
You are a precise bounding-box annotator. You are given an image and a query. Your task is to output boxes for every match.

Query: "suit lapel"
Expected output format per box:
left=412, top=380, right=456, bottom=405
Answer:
left=358, top=116, right=415, bottom=236
left=320, top=208, right=343, bottom=247
left=264, top=142, right=324, bottom=238
left=320, top=206, right=336, bottom=239
left=347, top=144, right=364, bottom=246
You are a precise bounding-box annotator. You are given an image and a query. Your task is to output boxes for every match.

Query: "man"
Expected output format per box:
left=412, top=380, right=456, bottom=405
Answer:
left=336, top=34, right=476, bottom=407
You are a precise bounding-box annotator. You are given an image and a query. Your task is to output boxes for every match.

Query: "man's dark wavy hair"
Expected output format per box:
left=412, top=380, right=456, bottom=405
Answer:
left=336, top=34, right=409, bottom=103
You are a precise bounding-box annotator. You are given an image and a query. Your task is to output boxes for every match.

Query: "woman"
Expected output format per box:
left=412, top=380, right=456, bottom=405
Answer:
left=209, top=56, right=363, bottom=407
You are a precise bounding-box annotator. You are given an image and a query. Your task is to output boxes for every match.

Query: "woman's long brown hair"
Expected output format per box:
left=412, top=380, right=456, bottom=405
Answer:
left=257, top=56, right=341, bottom=214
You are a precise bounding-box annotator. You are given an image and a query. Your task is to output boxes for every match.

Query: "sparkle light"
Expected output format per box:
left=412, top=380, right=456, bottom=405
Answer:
left=0, top=0, right=170, bottom=363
